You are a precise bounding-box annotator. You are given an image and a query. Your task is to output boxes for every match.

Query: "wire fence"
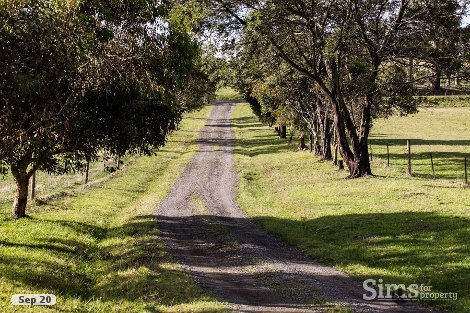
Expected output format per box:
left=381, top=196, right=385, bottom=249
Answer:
left=369, top=139, right=469, bottom=184
left=0, top=156, right=129, bottom=208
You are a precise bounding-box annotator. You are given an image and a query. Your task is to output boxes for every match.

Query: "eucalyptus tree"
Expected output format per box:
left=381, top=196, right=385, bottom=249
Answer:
left=406, top=0, right=464, bottom=91
left=203, top=0, right=464, bottom=177
left=0, top=0, right=211, bottom=218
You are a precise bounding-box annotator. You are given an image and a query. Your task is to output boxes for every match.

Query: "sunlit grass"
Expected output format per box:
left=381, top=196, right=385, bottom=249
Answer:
left=370, top=107, right=470, bottom=182
left=0, top=105, right=226, bottom=312
left=214, top=87, right=241, bottom=101
left=232, top=103, right=470, bottom=313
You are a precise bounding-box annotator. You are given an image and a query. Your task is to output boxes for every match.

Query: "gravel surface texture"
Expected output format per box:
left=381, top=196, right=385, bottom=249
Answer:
left=157, top=101, right=438, bottom=313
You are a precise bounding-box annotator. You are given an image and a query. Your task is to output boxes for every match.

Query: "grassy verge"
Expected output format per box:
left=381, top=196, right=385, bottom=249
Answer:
left=0, top=105, right=226, bottom=312
left=232, top=103, right=470, bottom=313
left=214, top=87, right=241, bottom=101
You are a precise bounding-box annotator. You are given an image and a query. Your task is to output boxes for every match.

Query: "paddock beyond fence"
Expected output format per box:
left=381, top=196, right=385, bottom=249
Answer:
left=368, top=139, right=469, bottom=185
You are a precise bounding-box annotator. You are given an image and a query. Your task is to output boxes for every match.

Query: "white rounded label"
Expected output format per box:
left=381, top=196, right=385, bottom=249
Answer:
left=11, top=294, right=56, bottom=306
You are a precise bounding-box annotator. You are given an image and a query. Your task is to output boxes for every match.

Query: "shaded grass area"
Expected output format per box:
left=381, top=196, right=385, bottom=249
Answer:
left=214, top=87, right=241, bottom=101
left=232, top=103, right=470, bottom=313
left=370, top=107, right=470, bottom=182
left=0, top=105, right=226, bottom=312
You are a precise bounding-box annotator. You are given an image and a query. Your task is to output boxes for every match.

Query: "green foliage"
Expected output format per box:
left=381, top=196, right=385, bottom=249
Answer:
left=0, top=105, right=227, bottom=312
left=0, top=0, right=212, bottom=216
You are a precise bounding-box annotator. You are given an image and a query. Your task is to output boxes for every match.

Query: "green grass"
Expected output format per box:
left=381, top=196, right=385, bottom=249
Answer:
left=214, top=87, right=241, bottom=101
left=0, top=105, right=226, bottom=312
left=370, top=107, right=470, bottom=182
left=232, top=103, right=470, bottom=313
left=0, top=156, right=126, bottom=215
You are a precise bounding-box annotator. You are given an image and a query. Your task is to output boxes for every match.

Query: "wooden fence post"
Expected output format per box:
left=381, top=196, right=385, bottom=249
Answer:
left=31, top=171, right=36, bottom=199
left=387, top=143, right=390, bottom=167
left=407, top=140, right=412, bottom=176
left=465, top=157, right=468, bottom=185
left=430, top=153, right=435, bottom=179
left=85, top=161, right=90, bottom=184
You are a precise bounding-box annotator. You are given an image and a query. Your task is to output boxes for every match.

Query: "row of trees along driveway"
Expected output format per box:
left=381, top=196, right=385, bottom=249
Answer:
left=203, top=0, right=469, bottom=177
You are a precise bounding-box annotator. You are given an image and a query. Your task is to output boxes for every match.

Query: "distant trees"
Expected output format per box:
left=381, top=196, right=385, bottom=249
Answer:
left=204, top=0, right=466, bottom=177
left=0, top=0, right=212, bottom=218
left=407, top=0, right=464, bottom=91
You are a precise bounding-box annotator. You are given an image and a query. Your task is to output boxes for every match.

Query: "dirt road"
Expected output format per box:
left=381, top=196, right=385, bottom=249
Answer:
left=157, top=101, right=435, bottom=313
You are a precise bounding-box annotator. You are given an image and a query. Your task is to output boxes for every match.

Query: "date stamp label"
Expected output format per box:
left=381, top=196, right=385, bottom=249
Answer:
left=11, top=294, right=56, bottom=306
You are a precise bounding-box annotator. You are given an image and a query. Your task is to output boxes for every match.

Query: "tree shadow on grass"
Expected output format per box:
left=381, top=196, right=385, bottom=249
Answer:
left=231, top=116, right=292, bottom=157
left=0, top=214, right=223, bottom=310
left=252, top=212, right=470, bottom=304
left=156, top=212, right=468, bottom=312
left=1, top=211, right=468, bottom=311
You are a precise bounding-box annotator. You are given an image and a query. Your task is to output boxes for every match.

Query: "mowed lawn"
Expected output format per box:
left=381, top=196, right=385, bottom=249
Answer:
left=0, top=105, right=226, bottom=312
left=232, top=103, right=470, bottom=312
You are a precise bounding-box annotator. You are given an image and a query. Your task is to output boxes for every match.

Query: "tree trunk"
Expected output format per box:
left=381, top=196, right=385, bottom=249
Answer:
left=332, top=128, right=338, bottom=165
left=433, top=65, right=441, bottom=91
left=320, top=116, right=332, bottom=160
left=11, top=165, right=30, bottom=218
left=329, top=90, right=373, bottom=178
left=333, top=143, right=338, bottom=166
left=312, top=120, right=321, bottom=155
left=298, top=133, right=307, bottom=150
left=455, top=70, right=461, bottom=86
left=280, top=125, right=287, bottom=139
left=309, top=133, right=313, bottom=153
left=346, top=142, right=372, bottom=178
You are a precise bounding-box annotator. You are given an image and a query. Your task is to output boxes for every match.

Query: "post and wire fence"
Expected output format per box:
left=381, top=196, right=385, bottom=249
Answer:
left=367, top=139, right=469, bottom=185
left=27, top=157, right=121, bottom=201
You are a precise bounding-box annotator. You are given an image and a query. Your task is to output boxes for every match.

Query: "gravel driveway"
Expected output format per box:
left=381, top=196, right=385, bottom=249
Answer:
left=157, top=101, right=436, bottom=313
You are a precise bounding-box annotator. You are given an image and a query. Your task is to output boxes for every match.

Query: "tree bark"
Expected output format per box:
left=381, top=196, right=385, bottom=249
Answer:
left=433, top=65, right=441, bottom=91
left=327, top=83, right=372, bottom=178
left=332, top=127, right=338, bottom=165
left=298, top=133, right=307, bottom=150
left=11, top=163, right=31, bottom=218
left=455, top=70, right=461, bottom=86
left=320, top=116, right=332, bottom=160
left=280, top=125, right=287, bottom=139
left=312, top=119, right=321, bottom=155
left=347, top=141, right=372, bottom=178
left=309, top=133, right=313, bottom=153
